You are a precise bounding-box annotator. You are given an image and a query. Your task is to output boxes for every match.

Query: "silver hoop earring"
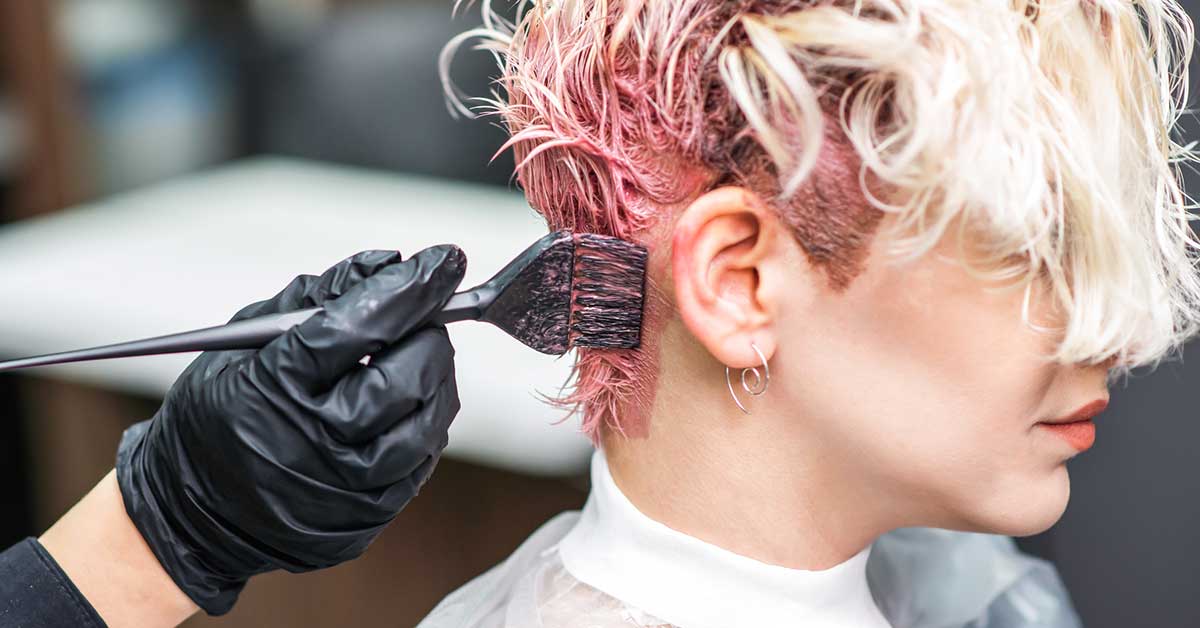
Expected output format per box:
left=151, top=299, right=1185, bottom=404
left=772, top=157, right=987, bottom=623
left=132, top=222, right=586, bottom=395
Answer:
left=725, top=342, right=770, bottom=415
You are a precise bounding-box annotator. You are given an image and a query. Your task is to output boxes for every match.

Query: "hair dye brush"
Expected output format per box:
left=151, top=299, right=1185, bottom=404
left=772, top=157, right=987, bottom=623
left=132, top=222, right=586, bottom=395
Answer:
left=0, top=231, right=648, bottom=372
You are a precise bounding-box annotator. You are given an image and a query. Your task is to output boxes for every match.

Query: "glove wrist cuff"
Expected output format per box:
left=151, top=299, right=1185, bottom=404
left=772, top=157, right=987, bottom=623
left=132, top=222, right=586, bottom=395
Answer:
left=116, top=420, right=247, bottom=616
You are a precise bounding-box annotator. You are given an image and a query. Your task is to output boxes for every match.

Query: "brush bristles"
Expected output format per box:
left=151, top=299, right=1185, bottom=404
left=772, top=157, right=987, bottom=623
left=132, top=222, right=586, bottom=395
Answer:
left=570, top=233, right=648, bottom=349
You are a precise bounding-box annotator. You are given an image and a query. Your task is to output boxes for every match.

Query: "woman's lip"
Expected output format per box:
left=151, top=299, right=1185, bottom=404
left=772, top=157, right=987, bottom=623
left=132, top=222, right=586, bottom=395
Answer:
left=1043, top=398, right=1109, bottom=424
left=1036, top=398, right=1106, bottom=453
left=1037, top=420, right=1096, bottom=452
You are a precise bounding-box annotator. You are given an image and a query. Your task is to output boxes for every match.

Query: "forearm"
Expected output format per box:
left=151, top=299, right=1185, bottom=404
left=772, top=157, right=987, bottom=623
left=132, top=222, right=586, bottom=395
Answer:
left=39, top=469, right=199, bottom=628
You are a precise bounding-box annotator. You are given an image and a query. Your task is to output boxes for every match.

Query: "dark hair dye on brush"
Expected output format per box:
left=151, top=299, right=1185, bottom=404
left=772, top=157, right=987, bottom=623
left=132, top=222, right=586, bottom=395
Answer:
left=569, top=233, right=649, bottom=350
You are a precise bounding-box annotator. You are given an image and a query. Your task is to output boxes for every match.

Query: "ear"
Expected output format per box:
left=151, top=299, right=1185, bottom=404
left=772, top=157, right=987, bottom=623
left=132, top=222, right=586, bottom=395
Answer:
left=672, top=186, right=786, bottom=370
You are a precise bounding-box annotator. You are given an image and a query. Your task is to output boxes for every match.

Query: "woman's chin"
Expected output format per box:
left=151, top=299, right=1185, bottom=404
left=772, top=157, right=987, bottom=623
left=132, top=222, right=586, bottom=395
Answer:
left=964, top=465, right=1073, bottom=537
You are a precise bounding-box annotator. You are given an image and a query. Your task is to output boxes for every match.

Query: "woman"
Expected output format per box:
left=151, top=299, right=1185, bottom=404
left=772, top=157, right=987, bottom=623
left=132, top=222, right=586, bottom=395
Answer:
left=428, top=0, right=1200, bottom=626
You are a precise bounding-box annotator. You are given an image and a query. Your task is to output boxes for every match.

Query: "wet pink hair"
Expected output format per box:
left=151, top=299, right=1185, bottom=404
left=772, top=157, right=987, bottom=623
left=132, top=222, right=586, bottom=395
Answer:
left=442, top=1, right=886, bottom=442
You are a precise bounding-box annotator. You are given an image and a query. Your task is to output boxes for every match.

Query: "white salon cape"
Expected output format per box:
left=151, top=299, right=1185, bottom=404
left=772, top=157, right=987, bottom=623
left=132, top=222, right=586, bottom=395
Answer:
left=418, top=450, right=1082, bottom=628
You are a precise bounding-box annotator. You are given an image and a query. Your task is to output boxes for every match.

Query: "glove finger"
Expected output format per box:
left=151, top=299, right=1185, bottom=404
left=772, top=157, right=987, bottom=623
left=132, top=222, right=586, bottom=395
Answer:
left=173, top=348, right=257, bottom=390
left=356, top=364, right=458, bottom=491
left=320, top=326, right=456, bottom=445
left=295, top=454, right=442, bottom=562
left=323, top=367, right=458, bottom=493
left=258, top=244, right=466, bottom=394
left=309, top=249, right=404, bottom=304
left=227, top=250, right=403, bottom=323
left=307, top=366, right=458, bottom=493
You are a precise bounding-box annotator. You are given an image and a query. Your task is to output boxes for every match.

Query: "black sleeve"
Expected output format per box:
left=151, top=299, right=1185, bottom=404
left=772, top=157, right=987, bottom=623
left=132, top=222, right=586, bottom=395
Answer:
left=0, top=538, right=107, bottom=627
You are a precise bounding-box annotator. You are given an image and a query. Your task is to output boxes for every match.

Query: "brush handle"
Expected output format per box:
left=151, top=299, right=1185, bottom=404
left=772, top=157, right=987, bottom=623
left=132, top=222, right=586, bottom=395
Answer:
left=431, top=284, right=498, bottom=325
left=0, top=289, right=490, bottom=373
left=0, top=308, right=322, bottom=372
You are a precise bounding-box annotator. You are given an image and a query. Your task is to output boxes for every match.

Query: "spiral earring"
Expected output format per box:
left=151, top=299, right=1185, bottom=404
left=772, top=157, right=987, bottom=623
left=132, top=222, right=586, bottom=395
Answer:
left=725, top=342, right=770, bottom=414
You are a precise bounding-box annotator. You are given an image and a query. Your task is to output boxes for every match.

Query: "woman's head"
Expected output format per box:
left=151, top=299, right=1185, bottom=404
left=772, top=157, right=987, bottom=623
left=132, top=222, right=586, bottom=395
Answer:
left=443, top=0, right=1199, bottom=536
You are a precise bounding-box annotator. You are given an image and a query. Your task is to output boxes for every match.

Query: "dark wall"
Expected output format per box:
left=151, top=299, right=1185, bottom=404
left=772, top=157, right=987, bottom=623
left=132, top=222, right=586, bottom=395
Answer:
left=247, top=1, right=516, bottom=186
left=1018, top=343, right=1200, bottom=627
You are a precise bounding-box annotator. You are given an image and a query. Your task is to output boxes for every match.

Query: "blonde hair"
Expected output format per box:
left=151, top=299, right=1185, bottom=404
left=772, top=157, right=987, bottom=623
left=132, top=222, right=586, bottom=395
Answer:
left=442, top=0, right=1200, bottom=437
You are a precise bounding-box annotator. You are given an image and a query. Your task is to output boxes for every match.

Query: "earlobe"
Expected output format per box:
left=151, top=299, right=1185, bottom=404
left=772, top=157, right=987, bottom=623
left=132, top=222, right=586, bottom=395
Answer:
left=672, top=186, right=782, bottom=370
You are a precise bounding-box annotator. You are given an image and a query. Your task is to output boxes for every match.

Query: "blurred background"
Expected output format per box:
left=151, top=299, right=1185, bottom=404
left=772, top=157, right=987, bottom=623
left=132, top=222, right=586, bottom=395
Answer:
left=0, top=1, right=1195, bottom=626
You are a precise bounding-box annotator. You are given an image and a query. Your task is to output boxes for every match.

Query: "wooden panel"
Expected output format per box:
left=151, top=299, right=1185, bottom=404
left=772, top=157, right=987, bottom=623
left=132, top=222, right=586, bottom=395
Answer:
left=20, top=378, right=149, bottom=530
left=0, top=2, right=82, bottom=219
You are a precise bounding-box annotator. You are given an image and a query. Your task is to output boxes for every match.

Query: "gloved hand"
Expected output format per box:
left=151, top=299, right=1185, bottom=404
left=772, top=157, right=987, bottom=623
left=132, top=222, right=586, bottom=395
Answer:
left=116, top=245, right=467, bottom=615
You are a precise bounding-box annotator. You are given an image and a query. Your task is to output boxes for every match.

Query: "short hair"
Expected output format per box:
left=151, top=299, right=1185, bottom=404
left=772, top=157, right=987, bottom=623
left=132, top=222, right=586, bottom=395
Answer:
left=442, top=0, right=1200, bottom=442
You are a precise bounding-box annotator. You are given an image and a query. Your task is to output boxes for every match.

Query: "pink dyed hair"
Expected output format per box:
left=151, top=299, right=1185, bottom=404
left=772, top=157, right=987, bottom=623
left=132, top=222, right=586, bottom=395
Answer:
left=441, top=1, right=883, bottom=441
left=441, top=1, right=883, bottom=443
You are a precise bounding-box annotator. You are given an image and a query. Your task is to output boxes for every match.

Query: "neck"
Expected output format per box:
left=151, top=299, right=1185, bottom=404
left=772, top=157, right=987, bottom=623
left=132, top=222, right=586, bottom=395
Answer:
left=601, top=323, right=897, bottom=571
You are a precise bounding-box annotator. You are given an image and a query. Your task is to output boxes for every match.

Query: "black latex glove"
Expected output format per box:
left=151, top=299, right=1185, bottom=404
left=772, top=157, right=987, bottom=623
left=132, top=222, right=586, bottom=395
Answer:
left=116, top=245, right=467, bottom=615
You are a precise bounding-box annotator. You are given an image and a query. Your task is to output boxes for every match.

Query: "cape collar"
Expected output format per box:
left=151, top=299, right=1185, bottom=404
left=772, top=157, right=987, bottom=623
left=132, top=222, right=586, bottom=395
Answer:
left=557, top=449, right=892, bottom=628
